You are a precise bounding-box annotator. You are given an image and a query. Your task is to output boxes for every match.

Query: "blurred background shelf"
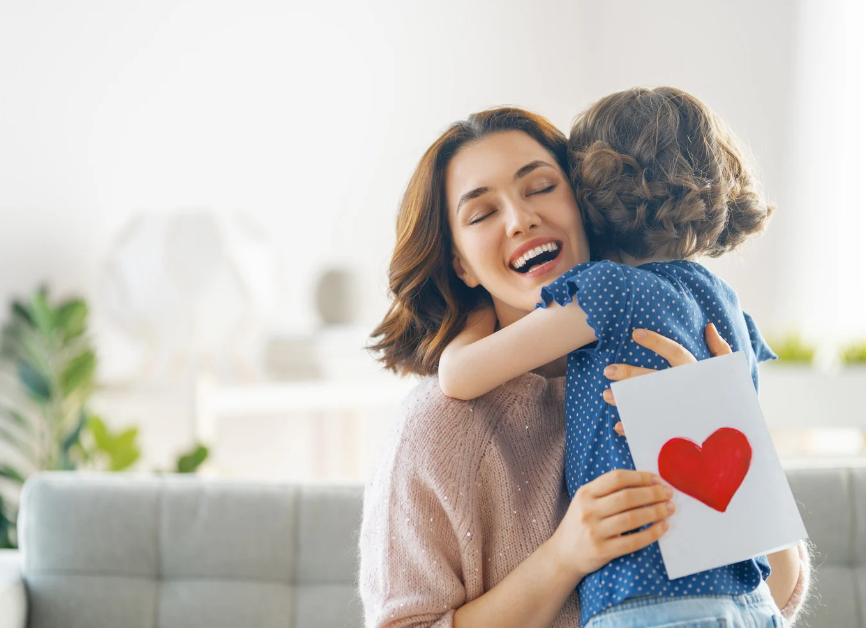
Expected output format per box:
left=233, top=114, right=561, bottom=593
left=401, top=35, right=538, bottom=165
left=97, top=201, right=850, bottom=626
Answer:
left=86, top=363, right=866, bottom=483
left=759, top=365, right=866, bottom=430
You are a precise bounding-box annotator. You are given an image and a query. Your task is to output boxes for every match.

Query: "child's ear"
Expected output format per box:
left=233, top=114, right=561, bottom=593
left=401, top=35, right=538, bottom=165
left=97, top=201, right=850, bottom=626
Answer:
left=452, top=252, right=480, bottom=288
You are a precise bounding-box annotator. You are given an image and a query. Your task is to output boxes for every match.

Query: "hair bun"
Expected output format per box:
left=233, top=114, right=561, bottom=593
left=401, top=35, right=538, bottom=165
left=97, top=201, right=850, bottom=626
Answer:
left=568, top=87, right=774, bottom=260
left=574, top=141, right=679, bottom=256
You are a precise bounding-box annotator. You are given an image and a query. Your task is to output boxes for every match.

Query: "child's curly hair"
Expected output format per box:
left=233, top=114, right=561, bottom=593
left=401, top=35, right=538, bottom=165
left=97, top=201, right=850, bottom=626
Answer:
left=569, top=86, right=774, bottom=260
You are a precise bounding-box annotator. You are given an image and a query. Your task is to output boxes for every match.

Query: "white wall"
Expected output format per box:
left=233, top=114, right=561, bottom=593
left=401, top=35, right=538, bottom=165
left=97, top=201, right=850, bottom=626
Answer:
left=0, top=0, right=858, bottom=367
left=0, top=0, right=589, bottom=338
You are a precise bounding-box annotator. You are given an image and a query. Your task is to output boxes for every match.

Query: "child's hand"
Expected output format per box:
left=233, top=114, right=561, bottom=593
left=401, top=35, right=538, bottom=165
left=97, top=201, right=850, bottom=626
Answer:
left=604, top=324, right=732, bottom=435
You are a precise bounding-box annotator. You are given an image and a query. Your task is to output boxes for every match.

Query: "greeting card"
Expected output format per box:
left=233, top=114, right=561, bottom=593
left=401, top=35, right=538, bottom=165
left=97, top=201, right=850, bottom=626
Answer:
left=611, top=351, right=807, bottom=579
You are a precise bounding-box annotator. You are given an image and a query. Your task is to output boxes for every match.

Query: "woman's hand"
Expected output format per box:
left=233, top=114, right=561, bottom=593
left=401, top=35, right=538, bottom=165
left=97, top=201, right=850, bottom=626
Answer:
left=549, top=469, right=675, bottom=583
left=606, top=323, right=731, bottom=436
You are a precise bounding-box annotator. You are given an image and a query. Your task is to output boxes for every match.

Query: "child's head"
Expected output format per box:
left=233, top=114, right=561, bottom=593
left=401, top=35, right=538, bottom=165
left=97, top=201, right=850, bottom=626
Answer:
left=569, top=86, right=774, bottom=261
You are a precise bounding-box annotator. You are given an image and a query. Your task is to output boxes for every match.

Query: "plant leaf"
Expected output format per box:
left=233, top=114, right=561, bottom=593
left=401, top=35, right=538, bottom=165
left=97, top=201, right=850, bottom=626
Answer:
left=56, top=411, right=87, bottom=470
left=61, top=350, right=96, bottom=397
left=10, top=301, right=34, bottom=327
left=105, top=427, right=140, bottom=472
left=176, top=444, right=209, bottom=474
left=0, top=464, right=27, bottom=485
left=0, top=423, right=38, bottom=462
left=17, top=361, right=51, bottom=402
left=55, top=300, right=88, bottom=343
left=29, top=291, right=55, bottom=339
left=108, top=438, right=140, bottom=471
left=0, top=498, right=15, bottom=549
left=83, top=416, right=140, bottom=472
left=0, top=408, right=37, bottom=435
left=87, top=415, right=108, bottom=447
left=1, top=324, right=48, bottom=368
left=62, top=411, right=87, bottom=454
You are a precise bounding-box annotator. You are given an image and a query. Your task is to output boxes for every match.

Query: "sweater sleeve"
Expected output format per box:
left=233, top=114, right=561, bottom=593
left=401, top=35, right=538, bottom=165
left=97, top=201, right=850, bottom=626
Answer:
left=779, top=541, right=812, bottom=625
left=358, top=379, right=475, bottom=628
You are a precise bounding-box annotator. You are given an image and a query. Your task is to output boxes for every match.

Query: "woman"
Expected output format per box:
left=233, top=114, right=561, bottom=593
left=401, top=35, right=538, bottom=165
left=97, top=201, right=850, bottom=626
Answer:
left=361, top=107, right=809, bottom=628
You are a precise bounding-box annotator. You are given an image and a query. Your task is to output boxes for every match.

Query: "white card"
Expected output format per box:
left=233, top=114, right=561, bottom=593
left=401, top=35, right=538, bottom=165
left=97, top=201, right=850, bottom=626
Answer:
left=611, top=351, right=807, bottom=580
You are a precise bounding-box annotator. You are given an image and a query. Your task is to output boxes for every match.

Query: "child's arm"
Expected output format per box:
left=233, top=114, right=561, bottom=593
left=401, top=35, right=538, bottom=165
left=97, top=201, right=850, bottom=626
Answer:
left=439, top=299, right=597, bottom=400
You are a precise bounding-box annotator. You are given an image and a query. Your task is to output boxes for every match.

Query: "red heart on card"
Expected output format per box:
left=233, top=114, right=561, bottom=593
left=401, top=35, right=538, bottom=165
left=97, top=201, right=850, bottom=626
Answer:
left=657, top=427, right=752, bottom=512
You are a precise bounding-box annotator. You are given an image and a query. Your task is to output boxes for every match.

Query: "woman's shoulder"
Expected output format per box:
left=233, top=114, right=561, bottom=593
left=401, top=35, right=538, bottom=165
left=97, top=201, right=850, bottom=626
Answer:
left=376, top=374, right=563, bottom=484
left=399, top=373, right=562, bottom=428
left=378, top=377, right=491, bottom=480
left=398, top=375, right=477, bottom=436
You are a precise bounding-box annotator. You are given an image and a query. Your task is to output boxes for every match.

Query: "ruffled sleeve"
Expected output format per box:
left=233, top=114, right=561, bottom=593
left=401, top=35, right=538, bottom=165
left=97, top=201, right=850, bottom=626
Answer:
left=537, top=260, right=632, bottom=356
left=743, top=311, right=777, bottom=363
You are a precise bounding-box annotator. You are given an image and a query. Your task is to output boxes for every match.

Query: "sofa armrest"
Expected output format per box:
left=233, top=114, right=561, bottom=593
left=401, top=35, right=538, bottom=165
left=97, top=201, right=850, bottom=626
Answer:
left=0, top=550, right=27, bottom=628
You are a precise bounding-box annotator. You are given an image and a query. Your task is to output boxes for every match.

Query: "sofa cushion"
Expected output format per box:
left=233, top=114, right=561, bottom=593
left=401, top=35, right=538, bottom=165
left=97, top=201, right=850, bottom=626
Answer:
left=160, top=479, right=297, bottom=582
left=18, top=473, right=365, bottom=628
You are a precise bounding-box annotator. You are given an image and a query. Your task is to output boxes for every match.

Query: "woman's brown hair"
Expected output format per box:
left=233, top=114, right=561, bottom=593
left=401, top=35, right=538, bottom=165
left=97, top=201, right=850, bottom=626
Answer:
left=569, top=86, right=774, bottom=261
left=369, top=108, right=570, bottom=377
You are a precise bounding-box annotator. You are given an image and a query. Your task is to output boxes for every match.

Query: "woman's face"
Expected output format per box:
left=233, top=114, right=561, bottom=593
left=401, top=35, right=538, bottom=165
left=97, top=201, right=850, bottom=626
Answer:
left=446, top=131, right=590, bottom=326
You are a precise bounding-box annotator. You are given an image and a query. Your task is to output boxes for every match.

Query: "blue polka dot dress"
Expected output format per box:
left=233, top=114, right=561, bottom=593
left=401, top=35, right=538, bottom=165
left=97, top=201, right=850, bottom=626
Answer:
left=536, top=260, right=776, bottom=627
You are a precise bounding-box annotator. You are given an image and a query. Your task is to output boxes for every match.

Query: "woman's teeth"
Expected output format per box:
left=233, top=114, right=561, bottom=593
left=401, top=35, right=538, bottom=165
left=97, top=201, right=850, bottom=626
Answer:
left=511, top=242, right=559, bottom=271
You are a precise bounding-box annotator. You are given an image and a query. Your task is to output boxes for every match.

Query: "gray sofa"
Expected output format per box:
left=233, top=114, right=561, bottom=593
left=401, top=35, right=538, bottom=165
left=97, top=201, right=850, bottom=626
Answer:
left=0, top=467, right=863, bottom=627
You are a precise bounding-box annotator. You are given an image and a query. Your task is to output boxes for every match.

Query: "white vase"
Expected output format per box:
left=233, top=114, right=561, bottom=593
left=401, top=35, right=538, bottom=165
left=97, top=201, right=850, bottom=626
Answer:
left=98, top=209, right=280, bottom=382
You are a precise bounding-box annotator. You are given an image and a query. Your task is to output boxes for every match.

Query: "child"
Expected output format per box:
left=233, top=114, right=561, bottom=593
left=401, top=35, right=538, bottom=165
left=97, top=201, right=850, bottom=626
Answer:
left=439, top=87, right=780, bottom=626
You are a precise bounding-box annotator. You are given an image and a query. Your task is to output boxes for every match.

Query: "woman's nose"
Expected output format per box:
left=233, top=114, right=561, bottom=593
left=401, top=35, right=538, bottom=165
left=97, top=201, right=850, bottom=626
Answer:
left=504, top=199, right=540, bottom=237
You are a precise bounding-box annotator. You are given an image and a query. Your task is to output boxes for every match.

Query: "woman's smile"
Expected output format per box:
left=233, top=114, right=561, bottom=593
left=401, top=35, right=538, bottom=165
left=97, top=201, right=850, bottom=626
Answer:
left=508, top=237, right=564, bottom=278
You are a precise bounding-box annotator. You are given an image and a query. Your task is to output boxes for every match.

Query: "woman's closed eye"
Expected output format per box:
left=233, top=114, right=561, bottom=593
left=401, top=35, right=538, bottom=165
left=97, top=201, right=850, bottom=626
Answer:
left=469, top=211, right=494, bottom=226
left=467, top=184, right=556, bottom=225
left=529, top=184, right=556, bottom=195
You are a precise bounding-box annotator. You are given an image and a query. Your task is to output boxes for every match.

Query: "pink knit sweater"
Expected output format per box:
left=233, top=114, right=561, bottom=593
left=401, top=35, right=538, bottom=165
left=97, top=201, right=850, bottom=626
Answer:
left=358, top=373, right=810, bottom=627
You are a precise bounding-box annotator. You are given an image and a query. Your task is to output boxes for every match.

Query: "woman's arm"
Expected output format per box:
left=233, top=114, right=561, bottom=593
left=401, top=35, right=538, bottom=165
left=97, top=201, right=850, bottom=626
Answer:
left=439, top=300, right=596, bottom=400
left=359, top=380, right=674, bottom=628
left=765, top=546, right=801, bottom=611
left=454, top=470, right=673, bottom=628
left=776, top=542, right=811, bottom=622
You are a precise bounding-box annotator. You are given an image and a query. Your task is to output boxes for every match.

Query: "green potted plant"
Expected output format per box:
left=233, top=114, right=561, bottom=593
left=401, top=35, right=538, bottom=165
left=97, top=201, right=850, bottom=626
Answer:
left=0, top=289, right=142, bottom=548
left=840, top=340, right=866, bottom=366
left=0, top=288, right=212, bottom=549
left=767, top=333, right=817, bottom=365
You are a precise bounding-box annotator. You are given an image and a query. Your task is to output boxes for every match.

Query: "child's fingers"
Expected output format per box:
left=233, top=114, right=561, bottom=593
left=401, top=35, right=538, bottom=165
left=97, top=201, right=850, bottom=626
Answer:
left=631, top=329, right=698, bottom=367
left=704, top=323, right=733, bottom=357
left=603, top=364, right=657, bottom=381
left=602, top=363, right=657, bottom=406
left=613, top=421, right=625, bottom=436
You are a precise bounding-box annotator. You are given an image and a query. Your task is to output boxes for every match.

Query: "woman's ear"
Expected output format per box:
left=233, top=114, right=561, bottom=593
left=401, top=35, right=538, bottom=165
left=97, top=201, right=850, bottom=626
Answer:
left=452, top=252, right=480, bottom=288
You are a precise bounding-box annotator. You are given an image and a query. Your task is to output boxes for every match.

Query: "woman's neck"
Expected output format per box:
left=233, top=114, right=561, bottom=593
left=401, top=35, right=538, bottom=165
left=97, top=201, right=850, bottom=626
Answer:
left=491, top=295, right=532, bottom=329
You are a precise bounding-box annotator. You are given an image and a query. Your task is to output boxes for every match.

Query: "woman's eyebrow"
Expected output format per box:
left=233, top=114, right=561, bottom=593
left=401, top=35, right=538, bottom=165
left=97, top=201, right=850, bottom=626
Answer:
left=456, top=187, right=490, bottom=215
left=514, top=160, right=555, bottom=180
left=456, top=160, right=555, bottom=215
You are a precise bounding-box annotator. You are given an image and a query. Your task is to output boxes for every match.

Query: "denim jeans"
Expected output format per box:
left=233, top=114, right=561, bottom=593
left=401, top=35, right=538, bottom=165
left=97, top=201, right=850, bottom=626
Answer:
left=584, top=581, right=787, bottom=628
